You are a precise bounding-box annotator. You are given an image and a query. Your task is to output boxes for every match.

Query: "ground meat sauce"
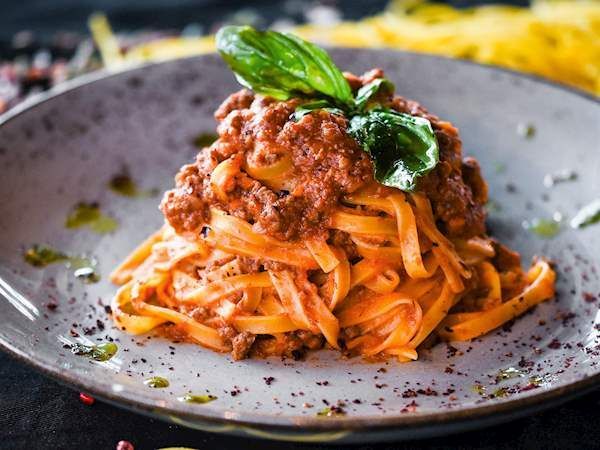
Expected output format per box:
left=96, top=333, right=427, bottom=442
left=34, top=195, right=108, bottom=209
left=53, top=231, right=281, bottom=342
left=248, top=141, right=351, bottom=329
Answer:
left=161, top=90, right=372, bottom=241
left=251, top=331, right=325, bottom=359
left=231, top=331, right=256, bottom=361
left=159, top=69, right=490, bottom=359
left=161, top=69, right=487, bottom=244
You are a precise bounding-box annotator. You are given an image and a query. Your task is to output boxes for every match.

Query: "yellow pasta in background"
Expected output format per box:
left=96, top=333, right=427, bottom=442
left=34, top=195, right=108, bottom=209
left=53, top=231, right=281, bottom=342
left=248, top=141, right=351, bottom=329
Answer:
left=91, top=1, right=600, bottom=95
left=297, top=0, right=600, bottom=96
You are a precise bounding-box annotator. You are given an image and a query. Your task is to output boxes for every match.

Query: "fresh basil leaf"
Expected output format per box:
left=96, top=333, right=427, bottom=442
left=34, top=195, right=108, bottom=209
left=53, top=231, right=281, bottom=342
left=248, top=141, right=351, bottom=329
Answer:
left=293, top=100, right=345, bottom=121
left=354, top=78, right=395, bottom=112
left=348, top=109, right=439, bottom=192
left=216, top=26, right=353, bottom=106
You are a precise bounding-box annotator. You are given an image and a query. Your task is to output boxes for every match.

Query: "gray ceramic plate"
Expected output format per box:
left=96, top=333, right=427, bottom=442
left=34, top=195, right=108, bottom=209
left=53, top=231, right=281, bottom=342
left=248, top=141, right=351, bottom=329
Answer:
left=0, top=50, right=599, bottom=444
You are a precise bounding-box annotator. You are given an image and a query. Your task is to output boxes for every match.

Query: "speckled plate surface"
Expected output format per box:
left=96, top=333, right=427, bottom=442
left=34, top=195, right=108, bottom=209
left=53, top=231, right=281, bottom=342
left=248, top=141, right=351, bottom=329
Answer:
left=0, top=50, right=599, bottom=444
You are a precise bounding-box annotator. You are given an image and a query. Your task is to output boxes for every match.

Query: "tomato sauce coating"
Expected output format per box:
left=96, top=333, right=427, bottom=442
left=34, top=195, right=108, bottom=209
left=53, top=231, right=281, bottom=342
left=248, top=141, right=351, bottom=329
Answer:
left=161, top=70, right=487, bottom=241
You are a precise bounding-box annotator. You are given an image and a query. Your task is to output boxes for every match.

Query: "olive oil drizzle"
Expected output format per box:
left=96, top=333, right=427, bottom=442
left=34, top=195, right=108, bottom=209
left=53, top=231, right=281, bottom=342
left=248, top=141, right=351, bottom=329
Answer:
left=65, top=203, right=118, bottom=234
left=109, top=172, right=158, bottom=198
left=24, top=244, right=100, bottom=283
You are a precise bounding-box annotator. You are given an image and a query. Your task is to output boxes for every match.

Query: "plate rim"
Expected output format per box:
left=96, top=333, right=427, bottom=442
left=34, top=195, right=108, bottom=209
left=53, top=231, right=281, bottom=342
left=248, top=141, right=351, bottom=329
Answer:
left=0, top=49, right=599, bottom=437
left=0, top=48, right=597, bottom=132
left=2, top=337, right=599, bottom=434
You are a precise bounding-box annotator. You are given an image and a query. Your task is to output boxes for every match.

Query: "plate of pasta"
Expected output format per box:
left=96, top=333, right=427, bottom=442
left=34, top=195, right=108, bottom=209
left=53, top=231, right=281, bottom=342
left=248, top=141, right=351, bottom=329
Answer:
left=0, top=28, right=598, bottom=443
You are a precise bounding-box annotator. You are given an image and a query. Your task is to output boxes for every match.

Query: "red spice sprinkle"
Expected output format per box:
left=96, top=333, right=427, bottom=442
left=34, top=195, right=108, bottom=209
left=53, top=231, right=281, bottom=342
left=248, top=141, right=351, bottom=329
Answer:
left=401, top=389, right=418, bottom=398
left=518, top=356, right=534, bottom=368
left=400, top=400, right=419, bottom=413
left=557, top=311, right=576, bottom=325
left=417, top=387, right=439, bottom=396
left=519, top=383, right=540, bottom=392
left=116, top=441, right=134, bottom=450
left=446, top=345, right=459, bottom=357
left=548, top=339, right=562, bottom=349
left=45, top=301, right=58, bottom=311
left=79, top=392, right=95, bottom=406
left=583, top=292, right=597, bottom=303
left=502, top=320, right=515, bottom=332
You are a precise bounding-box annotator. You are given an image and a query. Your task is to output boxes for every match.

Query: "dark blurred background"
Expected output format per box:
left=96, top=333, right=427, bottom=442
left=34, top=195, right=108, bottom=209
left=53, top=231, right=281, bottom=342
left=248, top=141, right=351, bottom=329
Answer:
left=6, top=0, right=598, bottom=117
left=1, top=0, right=530, bottom=45
left=0, top=0, right=539, bottom=113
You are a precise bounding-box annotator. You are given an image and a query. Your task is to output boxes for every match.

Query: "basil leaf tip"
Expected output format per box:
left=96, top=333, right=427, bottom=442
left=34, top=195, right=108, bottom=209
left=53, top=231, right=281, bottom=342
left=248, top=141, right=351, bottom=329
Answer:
left=293, top=100, right=345, bottom=121
left=354, top=78, right=395, bottom=112
left=348, top=109, right=439, bottom=192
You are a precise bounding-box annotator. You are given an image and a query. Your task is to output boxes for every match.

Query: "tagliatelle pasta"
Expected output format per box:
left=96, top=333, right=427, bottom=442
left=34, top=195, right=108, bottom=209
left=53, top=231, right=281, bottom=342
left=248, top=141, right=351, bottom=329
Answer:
left=109, top=27, right=556, bottom=362
left=110, top=183, right=555, bottom=361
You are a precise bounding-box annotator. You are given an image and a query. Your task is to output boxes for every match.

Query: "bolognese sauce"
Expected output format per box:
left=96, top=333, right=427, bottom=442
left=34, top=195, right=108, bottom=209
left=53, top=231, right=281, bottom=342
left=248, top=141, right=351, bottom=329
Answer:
left=161, top=70, right=487, bottom=243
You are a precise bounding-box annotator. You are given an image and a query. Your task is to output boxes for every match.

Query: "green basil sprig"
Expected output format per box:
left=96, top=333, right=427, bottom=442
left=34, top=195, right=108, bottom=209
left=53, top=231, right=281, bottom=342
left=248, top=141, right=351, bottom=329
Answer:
left=215, top=25, right=439, bottom=192
left=216, top=26, right=353, bottom=107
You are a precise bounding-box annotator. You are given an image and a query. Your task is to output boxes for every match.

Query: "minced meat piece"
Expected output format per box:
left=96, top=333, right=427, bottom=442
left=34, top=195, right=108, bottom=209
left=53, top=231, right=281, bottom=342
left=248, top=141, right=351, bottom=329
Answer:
left=231, top=332, right=256, bottom=360
left=296, top=330, right=325, bottom=350
left=189, top=306, right=209, bottom=322
left=237, top=256, right=262, bottom=273
left=462, top=157, right=488, bottom=205
left=492, top=240, right=522, bottom=272
left=329, top=230, right=359, bottom=261
left=250, top=331, right=325, bottom=358
left=217, top=325, right=237, bottom=341
left=214, top=89, right=254, bottom=121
